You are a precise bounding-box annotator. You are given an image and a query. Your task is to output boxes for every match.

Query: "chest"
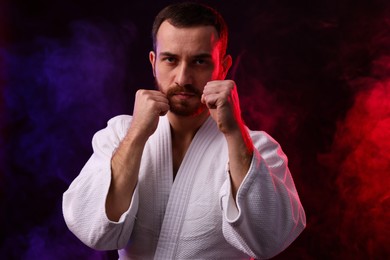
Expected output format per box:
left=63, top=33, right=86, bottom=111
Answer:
left=137, top=136, right=228, bottom=221
left=171, top=140, right=191, bottom=179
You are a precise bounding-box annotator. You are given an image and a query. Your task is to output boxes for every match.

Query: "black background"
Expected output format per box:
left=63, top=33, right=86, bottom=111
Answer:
left=1, top=0, right=390, bottom=258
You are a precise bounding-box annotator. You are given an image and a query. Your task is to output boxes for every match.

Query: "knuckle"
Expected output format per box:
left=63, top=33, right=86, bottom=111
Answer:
left=227, top=80, right=235, bottom=88
left=136, top=89, right=147, bottom=97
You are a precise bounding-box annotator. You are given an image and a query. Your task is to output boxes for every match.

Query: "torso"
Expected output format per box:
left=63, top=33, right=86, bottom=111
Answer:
left=172, top=138, right=191, bottom=179
left=125, top=114, right=248, bottom=259
left=167, top=111, right=210, bottom=179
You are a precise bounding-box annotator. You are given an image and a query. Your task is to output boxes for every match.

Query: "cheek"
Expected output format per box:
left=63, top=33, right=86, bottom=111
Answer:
left=155, top=69, right=168, bottom=84
left=155, top=70, right=172, bottom=93
left=155, top=64, right=172, bottom=80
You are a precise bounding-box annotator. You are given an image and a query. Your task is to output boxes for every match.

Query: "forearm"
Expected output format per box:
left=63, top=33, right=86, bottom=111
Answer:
left=106, top=128, right=148, bottom=221
left=106, top=90, right=168, bottom=221
left=221, top=142, right=306, bottom=259
left=225, top=125, right=253, bottom=199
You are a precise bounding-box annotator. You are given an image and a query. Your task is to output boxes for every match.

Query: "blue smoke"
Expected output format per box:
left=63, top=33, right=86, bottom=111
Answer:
left=1, top=19, right=136, bottom=258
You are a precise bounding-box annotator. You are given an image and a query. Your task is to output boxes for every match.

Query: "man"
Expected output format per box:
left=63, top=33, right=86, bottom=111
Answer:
left=63, top=2, right=306, bottom=259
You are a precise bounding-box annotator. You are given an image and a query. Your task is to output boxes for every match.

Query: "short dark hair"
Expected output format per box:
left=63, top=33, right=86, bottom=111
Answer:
left=152, top=2, right=228, bottom=55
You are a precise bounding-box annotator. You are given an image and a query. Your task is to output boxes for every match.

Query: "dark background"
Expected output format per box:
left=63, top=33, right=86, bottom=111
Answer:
left=1, top=0, right=389, bottom=259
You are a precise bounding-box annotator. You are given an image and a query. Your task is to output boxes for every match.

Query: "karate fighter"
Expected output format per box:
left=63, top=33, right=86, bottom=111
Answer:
left=63, top=2, right=306, bottom=259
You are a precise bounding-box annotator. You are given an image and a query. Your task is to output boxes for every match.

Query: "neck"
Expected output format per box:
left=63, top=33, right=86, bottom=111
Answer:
left=168, top=110, right=209, bottom=178
left=167, top=111, right=209, bottom=141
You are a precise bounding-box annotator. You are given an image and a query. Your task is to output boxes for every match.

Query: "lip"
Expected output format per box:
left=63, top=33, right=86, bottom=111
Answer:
left=173, top=92, right=196, bottom=99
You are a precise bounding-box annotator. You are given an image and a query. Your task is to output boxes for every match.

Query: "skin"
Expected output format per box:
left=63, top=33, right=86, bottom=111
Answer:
left=106, top=21, right=253, bottom=221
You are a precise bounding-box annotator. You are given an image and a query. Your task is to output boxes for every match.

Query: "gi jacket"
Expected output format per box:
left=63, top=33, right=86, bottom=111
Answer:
left=63, top=115, right=306, bottom=259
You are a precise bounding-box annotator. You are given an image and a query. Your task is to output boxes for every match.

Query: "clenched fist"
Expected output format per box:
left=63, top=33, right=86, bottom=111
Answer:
left=131, top=89, right=170, bottom=139
left=201, top=80, right=243, bottom=134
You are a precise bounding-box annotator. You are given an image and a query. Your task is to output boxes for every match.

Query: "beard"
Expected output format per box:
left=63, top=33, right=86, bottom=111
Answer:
left=156, top=80, right=207, bottom=117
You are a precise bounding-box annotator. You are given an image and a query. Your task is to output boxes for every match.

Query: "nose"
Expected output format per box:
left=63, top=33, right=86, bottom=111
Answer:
left=175, top=62, right=192, bottom=86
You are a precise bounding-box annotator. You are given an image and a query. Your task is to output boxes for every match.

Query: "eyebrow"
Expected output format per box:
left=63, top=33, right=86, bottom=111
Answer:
left=159, top=52, right=177, bottom=58
left=159, top=52, right=213, bottom=59
left=193, top=53, right=213, bottom=60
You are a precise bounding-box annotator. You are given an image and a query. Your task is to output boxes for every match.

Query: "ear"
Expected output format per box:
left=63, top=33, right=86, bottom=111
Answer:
left=149, top=51, right=156, bottom=77
left=221, top=54, right=232, bottom=79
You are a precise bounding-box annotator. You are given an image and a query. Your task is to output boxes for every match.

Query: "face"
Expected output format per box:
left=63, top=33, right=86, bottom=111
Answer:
left=150, top=21, right=232, bottom=117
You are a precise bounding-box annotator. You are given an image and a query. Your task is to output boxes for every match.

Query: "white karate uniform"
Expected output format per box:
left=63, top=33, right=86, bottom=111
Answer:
left=63, top=115, right=306, bottom=259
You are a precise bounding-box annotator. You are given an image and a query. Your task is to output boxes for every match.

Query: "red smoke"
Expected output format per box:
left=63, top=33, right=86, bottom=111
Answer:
left=328, top=57, right=390, bottom=257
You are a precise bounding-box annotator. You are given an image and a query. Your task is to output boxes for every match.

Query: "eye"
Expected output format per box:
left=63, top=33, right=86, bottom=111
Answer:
left=163, top=57, right=176, bottom=63
left=194, top=59, right=206, bottom=65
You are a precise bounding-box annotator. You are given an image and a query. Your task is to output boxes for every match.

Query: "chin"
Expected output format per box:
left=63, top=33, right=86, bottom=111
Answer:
left=170, top=105, right=207, bottom=117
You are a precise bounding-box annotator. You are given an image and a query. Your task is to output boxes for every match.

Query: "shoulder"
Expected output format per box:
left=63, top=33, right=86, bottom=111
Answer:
left=105, top=114, right=133, bottom=133
left=107, top=114, right=133, bottom=128
left=94, top=114, right=133, bottom=142
left=248, top=128, right=275, bottom=143
left=248, top=128, right=282, bottom=153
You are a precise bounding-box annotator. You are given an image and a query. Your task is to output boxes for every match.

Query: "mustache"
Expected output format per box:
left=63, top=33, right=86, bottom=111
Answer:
left=166, top=84, right=202, bottom=98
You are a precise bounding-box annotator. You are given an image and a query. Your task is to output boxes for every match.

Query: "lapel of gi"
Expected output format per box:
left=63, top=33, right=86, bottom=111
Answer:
left=152, top=116, right=174, bottom=239
left=154, top=116, right=219, bottom=259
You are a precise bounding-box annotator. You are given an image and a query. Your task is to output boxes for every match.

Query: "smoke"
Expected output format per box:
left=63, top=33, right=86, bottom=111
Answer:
left=2, top=0, right=390, bottom=258
left=317, top=4, right=390, bottom=258
left=326, top=60, right=390, bottom=258
left=1, top=19, right=135, bottom=258
left=230, top=1, right=390, bottom=258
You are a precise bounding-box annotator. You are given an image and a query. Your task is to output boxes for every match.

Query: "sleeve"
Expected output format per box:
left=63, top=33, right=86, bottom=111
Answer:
left=219, top=131, right=306, bottom=259
left=62, top=115, right=139, bottom=250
